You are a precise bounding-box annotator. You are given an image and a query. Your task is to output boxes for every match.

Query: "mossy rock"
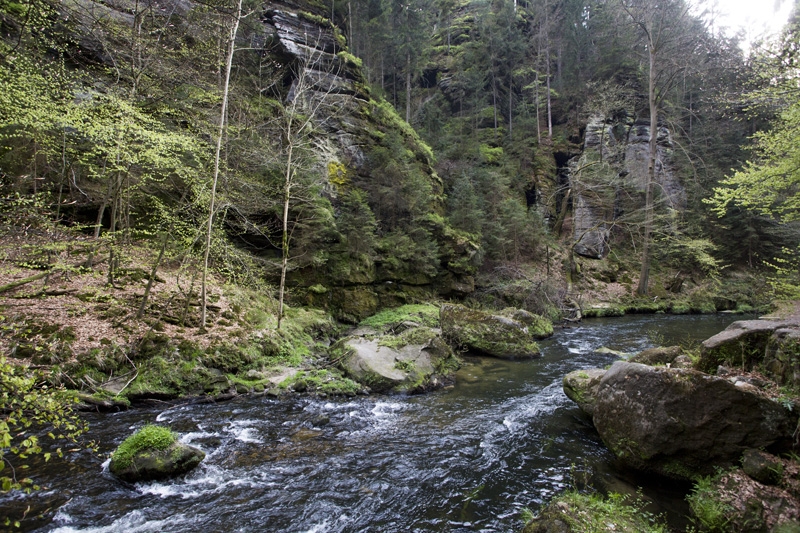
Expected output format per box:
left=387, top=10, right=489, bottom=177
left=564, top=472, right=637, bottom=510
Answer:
left=563, top=368, right=606, bottom=417
left=109, top=425, right=205, bottom=482
left=328, top=287, right=380, bottom=324
left=628, top=346, right=682, bottom=366
left=334, top=326, right=459, bottom=393
left=358, top=303, right=440, bottom=332
left=439, top=304, right=551, bottom=358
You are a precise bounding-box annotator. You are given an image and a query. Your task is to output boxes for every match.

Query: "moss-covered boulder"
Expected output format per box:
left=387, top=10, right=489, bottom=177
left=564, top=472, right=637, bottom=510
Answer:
left=562, top=368, right=606, bottom=417
left=439, top=304, right=552, bottom=358
left=592, top=361, right=797, bottom=478
left=699, top=319, right=800, bottom=389
left=743, top=449, right=785, bottom=486
left=334, top=326, right=459, bottom=393
left=109, top=425, right=205, bottom=483
left=699, top=319, right=783, bottom=372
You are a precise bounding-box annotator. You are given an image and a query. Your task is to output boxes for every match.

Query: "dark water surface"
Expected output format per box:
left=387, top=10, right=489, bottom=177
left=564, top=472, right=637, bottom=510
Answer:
left=8, top=314, right=740, bottom=532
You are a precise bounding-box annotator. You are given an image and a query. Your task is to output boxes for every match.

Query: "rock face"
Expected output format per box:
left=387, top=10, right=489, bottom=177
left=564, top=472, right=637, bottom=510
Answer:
left=570, top=114, right=686, bottom=259
left=589, top=361, right=796, bottom=478
left=439, top=304, right=553, bottom=358
left=110, top=440, right=205, bottom=483
left=336, top=327, right=458, bottom=393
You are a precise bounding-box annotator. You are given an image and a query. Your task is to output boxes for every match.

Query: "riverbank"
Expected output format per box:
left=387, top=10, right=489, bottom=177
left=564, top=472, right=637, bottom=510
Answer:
left=2, top=314, right=744, bottom=532
left=0, top=234, right=771, bottom=409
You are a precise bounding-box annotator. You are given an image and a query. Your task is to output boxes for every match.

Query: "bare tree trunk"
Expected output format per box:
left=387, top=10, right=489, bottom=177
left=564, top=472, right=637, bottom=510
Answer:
left=636, top=43, right=657, bottom=296
left=544, top=0, right=552, bottom=140
left=405, top=49, right=411, bottom=124
left=277, top=138, right=294, bottom=330
left=546, top=46, right=552, bottom=140
left=534, top=70, right=541, bottom=144
left=136, top=229, right=169, bottom=319
left=201, top=0, right=242, bottom=329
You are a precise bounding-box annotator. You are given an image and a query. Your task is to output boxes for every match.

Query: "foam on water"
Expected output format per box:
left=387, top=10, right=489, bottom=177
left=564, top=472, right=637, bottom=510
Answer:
left=51, top=510, right=190, bottom=533
left=225, top=419, right=263, bottom=443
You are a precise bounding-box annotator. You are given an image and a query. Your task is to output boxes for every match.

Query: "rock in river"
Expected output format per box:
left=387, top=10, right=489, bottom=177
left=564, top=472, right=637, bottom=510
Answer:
left=590, top=361, right=797, bottom=478
left=439, top=304, right=553, bottom=358
left=109, top=425, right=205, bottom=483
left=335, top=326, right=459, bottom=393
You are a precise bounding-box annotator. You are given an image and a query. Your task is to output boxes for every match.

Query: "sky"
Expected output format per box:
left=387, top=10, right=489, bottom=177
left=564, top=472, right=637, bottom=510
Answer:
left=705, top=0, right=794, bottom=48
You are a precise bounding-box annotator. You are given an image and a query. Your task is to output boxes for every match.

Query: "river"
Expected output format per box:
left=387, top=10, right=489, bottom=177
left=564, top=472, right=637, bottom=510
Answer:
left=7, top=314, right=740, bottom=532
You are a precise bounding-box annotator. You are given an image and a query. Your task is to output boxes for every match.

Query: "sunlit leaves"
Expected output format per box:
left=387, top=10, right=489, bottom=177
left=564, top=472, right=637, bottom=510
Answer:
left=709, top=102, right=800, bottom=223
left=1, top=357, right=91, bottom=504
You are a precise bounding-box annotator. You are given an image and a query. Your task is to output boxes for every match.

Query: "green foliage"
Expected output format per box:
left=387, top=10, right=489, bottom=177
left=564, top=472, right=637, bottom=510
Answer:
left=279, top=369, right=361, bottom=395
left=523, top=490, right=669, bottom=533
left=659, top=237, right=721, bottom=278
left=111, top=425, right=177, bottom=470
left=0, top=357, right=90, bottom=495
left=763, top=246, right=800, bottom=299
left=359, top=304, right=440, bottom=329
left=478, top=144, right=504, bottom=164
left=709, top=101, right=800, bottom=223
left=687, top=475, right=732, bottom=532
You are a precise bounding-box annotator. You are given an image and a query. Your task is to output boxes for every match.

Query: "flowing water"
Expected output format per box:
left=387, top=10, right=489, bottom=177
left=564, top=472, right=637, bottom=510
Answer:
left=8, top=314, right=741, bottom=532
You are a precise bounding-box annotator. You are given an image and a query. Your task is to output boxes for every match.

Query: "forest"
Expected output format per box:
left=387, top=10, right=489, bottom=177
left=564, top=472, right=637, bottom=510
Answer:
left=1, top=0, right=800, bottom=529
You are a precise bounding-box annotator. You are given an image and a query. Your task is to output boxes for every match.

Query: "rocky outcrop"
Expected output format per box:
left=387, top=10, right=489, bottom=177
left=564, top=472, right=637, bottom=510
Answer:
left=335, top=327, right=458, bottom=393
left=570, top=114, right=686, bottom=259
left=439, top=304, right=553, bottom=358
left=587, top=361, right=797, bottom=478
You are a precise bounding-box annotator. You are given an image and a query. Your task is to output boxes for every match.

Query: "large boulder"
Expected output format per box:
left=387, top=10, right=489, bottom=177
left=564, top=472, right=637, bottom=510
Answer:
left=591, top=361, right=797, bottom=478
left=335, top=327, right=458, bottom=393
left=628, top=345, right=682, bottom=366
left=109, top=425, right=204, bottom=483
left=439, top=304, right=552, bottom=359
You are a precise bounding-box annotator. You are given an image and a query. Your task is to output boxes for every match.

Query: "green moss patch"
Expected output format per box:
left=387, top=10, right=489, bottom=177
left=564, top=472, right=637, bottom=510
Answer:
left=522, top=490, right=669, bottom=533
left=111, top=425, right=177, bottom=470
left=359, top=304, right=440, bottom=330
left=279, top=369, right=362, bottom=396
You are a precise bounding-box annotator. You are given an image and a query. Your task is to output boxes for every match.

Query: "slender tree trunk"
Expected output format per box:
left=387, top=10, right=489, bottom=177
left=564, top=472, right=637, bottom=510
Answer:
left=534, top=70, right=541, bottom=144
left=546, top=46, right=552, bottom=140
left=544, top=0, right=552, bottom=140
left=492, top=75, right=498, bottom=132
left=277, top=135, right=294, bottom=330
left=637, top=44, right=657, bottom=296
left=405, top=49, right=411, bottom=124
left=136, top=229, right=169, bottom=319
left=201, top=0, right=242, bottom=328
left=508, top=72, right=513, bottom=136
